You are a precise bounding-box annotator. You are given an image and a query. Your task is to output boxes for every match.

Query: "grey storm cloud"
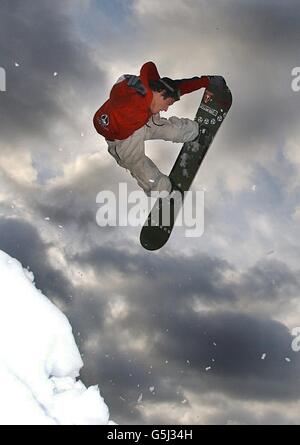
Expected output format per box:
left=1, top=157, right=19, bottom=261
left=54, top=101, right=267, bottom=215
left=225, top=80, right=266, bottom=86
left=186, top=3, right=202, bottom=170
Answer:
left=32, top=156, right=122, bottom=229
left=233, top=0, right=300, bottom=141
left=220, top=0, right=300, bottom=52
left=0, top=217, right=73, bottom=302
left=238, top=258, right=299, bottom=303
left=213, top=0, right=300, bottom=155
left=71, top=244, right=238, bottom=304
left=78, top=295, right=300, bottom=424
left=71, top=244, right=300, bottom=310
left=154, top=311, right=300, bottom=399
left=67, top=242, right=300, bottom=423
left=0, top=0, right=106, bottom=146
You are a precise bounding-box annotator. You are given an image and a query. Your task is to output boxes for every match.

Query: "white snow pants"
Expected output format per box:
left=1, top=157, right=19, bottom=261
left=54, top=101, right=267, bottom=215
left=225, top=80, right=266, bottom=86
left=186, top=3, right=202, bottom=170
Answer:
left=106, top=114, right=199, bottom=195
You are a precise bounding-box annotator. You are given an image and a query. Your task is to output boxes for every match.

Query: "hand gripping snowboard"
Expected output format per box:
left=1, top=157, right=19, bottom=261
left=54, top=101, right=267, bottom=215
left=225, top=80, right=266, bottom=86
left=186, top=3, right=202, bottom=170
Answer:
left=140, top=83, right=232, bottom=251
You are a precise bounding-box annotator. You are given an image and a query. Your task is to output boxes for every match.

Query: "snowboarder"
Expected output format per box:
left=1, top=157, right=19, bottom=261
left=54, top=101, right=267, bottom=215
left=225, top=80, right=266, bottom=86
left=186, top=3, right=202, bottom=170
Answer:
left=93, top=61, right=224, bottom=195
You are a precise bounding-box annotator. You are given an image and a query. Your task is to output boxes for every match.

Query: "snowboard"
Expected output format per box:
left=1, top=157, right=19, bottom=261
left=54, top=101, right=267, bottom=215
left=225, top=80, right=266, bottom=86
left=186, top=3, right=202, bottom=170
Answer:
left=140, top=82, right=232, bottom=251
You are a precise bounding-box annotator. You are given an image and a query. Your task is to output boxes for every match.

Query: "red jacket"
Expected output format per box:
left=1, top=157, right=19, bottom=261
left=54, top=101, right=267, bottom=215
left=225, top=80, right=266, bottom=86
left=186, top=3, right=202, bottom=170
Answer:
left=93, top=61, right=210, bottom=141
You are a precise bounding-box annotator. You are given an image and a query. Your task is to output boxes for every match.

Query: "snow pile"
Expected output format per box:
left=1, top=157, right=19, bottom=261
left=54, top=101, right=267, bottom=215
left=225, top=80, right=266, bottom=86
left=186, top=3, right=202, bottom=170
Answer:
left=0, top=250, right=114, bottom=425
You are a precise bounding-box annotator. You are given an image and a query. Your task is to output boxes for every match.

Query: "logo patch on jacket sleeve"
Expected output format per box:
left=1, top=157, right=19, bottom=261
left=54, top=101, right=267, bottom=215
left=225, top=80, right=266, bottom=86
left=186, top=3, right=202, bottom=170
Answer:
left=100, top=114, right=109, bottom=127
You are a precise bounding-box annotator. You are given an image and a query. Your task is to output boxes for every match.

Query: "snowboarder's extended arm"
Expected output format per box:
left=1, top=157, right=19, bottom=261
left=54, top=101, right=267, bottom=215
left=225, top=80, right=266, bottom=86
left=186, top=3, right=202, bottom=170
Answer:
left=175, top=76, right=210, bottom=96
left=140, top=62, right=211, bottom=96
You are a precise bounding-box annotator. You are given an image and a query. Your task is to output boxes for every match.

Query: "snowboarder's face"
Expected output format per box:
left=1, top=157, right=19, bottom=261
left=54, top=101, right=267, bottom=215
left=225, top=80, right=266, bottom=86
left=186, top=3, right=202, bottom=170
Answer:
left=150, top=91, right=176, bottom=114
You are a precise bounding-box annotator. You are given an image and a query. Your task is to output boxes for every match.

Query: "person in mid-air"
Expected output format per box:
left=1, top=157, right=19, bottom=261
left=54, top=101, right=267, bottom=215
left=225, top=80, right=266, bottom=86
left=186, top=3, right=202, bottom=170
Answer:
left=93, top=61, right=224, bottom=195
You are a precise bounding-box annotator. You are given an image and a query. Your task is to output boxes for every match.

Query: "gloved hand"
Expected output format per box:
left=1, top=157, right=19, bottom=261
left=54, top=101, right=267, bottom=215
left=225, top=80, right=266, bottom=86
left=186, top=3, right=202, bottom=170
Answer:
left=124, top=75, right=147, bottom=96
left=208, top=75, right=226, bottom=89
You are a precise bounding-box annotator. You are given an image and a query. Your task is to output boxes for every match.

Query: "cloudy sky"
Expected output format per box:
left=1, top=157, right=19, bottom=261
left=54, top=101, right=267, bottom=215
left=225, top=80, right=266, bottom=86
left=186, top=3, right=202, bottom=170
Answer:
left=1, top=0, right=300, bottom=425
